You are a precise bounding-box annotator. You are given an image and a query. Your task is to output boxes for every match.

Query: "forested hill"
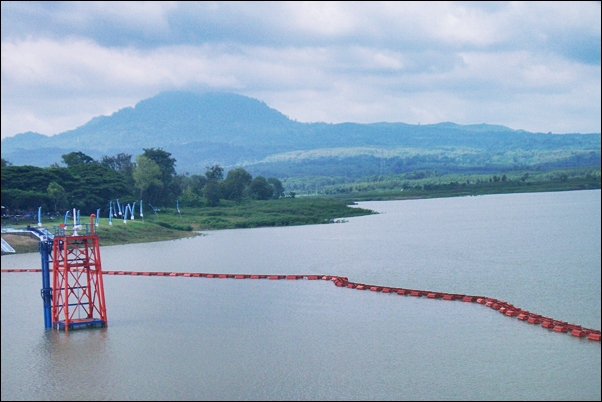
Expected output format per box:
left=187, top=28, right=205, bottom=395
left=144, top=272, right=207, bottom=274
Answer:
left=1, top=90, right=600, bottom=176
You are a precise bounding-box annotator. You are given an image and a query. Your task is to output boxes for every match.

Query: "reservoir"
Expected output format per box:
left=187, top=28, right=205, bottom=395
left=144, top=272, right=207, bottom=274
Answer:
left=2, top=190, right=600, bottom=400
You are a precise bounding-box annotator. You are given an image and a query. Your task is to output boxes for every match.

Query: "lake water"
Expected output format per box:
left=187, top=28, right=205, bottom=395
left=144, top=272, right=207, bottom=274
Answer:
left=2, top=190, right=600, bottom=401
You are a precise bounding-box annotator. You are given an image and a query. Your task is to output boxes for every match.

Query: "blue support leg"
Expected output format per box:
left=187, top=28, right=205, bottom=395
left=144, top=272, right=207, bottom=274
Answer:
left=39, top=240, right=53, bottom=328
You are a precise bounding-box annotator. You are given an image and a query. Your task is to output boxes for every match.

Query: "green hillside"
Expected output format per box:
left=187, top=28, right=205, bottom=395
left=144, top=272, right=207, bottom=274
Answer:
left=1, top=91, right=600, bottom=180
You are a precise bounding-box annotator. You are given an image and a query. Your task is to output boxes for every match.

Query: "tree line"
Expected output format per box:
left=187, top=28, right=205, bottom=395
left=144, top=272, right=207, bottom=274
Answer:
left=1, top=149, right=285, bottom=216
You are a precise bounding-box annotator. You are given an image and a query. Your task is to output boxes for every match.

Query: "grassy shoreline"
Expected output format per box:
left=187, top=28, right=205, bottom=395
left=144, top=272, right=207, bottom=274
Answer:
left=2, top=198, right=376, bottom=254
left=2, top=180, right=599, bottom=255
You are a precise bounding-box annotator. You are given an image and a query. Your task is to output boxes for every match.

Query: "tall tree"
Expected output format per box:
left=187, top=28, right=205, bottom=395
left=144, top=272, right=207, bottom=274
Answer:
left=205, top=164, right=224, bottom=182
left=189, top=174, right=207, bottom=196
left=100, top=153, right=135, bottom=188
left=267, top=177, right=284, bottom=199
left=142, top=148, right=178, bottom=204
left=67, top=163, right=131, bottom=213
left=47, top=182, right=67, bottom=213
left=142, top=148, right=176, bottom=183
left=203, top=180, right=222, bottom=207
left=61, top=151, right=96, bottom=167
left=223, top=167, right=252, bottom=202
left=203, top=164, right=224, bottom=206
left=133, top=155, right=163, bottom=202
left=249, top=176, right=273, bottom=200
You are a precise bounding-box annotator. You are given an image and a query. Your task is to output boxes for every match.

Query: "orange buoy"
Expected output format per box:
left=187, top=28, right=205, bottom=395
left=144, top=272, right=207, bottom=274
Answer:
left=570, top=329, right=587, bottom=337
left=587, top=333, right=601, bottom=341
left=462, top=296, right=474, bottom=302
left=542, top=320, right=555, bottom=329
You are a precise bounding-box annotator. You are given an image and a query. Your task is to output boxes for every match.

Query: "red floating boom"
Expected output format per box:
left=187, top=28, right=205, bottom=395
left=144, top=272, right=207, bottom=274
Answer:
left=3, top=267, right=598, bottom=341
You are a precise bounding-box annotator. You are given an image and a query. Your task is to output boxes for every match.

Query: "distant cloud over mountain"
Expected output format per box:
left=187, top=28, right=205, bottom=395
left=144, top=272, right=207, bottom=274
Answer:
left=1, top=2, right=600, bottom=139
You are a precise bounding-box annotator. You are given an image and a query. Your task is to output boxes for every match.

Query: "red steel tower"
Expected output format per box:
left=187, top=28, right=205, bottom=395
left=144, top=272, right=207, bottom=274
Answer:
left=51, top=216, right=108, bottom=331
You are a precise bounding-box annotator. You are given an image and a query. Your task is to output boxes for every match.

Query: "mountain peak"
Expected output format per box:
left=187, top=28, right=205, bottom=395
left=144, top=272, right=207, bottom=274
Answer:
left=2, top=91, right=599, bottom=174
left=128, top=90, right=292, bottom=126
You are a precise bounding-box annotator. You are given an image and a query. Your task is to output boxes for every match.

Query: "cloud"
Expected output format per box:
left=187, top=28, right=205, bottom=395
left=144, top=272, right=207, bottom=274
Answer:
left=1, top=1, right=600, bottom=138
left=4, top=2, right=599, bottom=56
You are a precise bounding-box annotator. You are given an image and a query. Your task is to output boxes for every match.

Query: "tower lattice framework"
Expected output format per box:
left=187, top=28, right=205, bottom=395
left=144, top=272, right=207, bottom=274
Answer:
left=52, top=233, right=108, bottom=331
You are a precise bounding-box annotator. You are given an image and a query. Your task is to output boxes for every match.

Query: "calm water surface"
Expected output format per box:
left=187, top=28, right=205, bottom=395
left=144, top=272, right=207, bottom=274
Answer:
left=2, top=190, right=600, bottom=401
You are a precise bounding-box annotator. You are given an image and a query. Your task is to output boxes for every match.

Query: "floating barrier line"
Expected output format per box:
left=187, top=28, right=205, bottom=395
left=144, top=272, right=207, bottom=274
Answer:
left=3, top=269, right=600, bottom=341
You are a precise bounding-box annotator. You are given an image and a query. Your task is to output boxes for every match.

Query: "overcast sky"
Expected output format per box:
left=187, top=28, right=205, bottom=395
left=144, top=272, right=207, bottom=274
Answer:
left=1, top=1, right=600, bottom=139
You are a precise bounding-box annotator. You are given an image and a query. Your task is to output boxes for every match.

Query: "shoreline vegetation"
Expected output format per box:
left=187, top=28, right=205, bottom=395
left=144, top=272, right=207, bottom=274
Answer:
left=2, top=198, right=376, bottom=254
left=2, top=173, right=600, bottom=255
